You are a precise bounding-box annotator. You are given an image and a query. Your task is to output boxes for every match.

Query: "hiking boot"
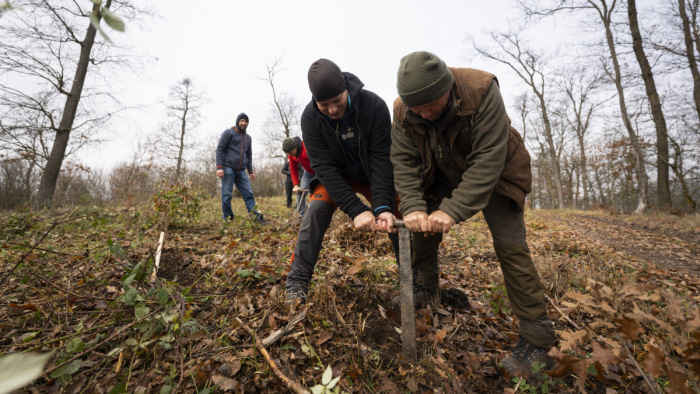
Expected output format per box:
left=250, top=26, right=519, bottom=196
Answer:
left=256, top=213, right=266, bottom=224
left=285, top=284, right=308, bottom=305
left=501, top=337, right=554, bottom=378
left=413, top=282, right=439, bottom=309
left=393, top=281, right=439, bottom=309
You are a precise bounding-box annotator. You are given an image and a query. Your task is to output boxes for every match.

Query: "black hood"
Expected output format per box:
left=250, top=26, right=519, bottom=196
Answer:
left=235, top=112, right=249, bottom=130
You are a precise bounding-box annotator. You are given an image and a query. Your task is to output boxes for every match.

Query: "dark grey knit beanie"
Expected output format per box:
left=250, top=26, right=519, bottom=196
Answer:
left=396, top=51, right=454, bottom=107
left=308, top=59, right=347, bottom=102
left=282, top=138, right=296, bottom=153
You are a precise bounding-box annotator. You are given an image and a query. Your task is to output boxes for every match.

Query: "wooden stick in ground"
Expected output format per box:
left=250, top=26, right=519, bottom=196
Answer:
left=237, top=318, right=310, bottom=394
left=394, top=219, right=417, bottom=362
left=261, top=306, right=307, bottom=347
left=149, top=232, right=165, bottom=283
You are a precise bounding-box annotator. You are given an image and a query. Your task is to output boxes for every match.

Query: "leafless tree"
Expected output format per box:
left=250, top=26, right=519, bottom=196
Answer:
left=0, top=0, right=148, bottom=209
left=627, top=0, right=672, bottom=207
left=469, top=28, right=566, bottom=208
left=260, top=57, right=301, bottom=160
left=559, top=67, right=606, bottom=209
left=518, top=0, right=650, bottom=213
left=161, top=78, right=206, bottom=183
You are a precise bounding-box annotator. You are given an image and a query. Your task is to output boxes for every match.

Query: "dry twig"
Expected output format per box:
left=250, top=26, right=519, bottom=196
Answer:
left=261, top=307, right=307, bottom=347
left=237, top=318, right=310, bottom=394
left=545, top=294, right=581, bottom=330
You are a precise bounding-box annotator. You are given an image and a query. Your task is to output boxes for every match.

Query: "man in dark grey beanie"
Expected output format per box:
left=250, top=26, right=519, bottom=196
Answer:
left=391, top=51, right=555, bottom=378
left=285, top=58, right=401, bottom=305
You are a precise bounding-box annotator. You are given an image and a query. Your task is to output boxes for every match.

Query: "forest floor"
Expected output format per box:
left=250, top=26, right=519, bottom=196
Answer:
left=0, top=193, right=699, bottom=393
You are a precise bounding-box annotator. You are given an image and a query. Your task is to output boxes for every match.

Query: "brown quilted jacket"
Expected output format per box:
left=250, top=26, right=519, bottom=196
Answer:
left=391, top=68, right=531, bottom=223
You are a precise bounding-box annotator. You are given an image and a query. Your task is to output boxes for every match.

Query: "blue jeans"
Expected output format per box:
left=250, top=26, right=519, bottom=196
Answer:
left=221, top=167, right=258, bottom=219
left=295, top=171, right=314, bottom=216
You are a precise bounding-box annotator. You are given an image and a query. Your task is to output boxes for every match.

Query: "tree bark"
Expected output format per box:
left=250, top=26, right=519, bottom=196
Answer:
left=678, top=0, right=700, bottom=122
left=35, top=2, right=107, bottom=208
left=628, top=0, right=671, bottom=208
left=175, top=92, right=189, bottom=183
left=594, top=0, right=649, bottom=212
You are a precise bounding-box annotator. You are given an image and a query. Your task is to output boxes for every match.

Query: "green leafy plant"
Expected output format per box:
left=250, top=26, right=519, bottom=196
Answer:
left=151, top=182, right=203, bottom=229
left=310, top=364, right=341, bottom=394
left=488, top=283, right=511, bottom=317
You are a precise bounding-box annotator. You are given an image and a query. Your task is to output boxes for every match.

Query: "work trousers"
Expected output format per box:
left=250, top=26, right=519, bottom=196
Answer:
left=414, top=190, right=553, bottom=347
left=286, top=180, right=400, bottom=290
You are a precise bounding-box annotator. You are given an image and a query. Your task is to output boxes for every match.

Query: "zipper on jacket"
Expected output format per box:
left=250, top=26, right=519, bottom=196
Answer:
left=239, top=132, right=244, bottom=170
left=429, top=128, right=443, bottom=159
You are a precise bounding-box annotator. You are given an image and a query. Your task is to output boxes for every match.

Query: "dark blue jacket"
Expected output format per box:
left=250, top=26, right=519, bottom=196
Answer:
left=216, top=113, right=253, bottom=173
left=301, top=72, right=395, bottom=220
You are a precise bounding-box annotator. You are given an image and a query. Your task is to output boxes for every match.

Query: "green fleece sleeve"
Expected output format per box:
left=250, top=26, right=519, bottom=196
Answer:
left=390, top=117, right=428, bottom=216
left=439, top=81, right=509, bottom=223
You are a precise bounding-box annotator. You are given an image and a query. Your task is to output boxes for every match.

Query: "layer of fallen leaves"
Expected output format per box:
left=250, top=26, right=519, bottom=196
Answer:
left=0, top=198, right=699, bottom=393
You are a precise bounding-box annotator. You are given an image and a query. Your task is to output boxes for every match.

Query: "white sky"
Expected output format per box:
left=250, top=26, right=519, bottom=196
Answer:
left=85, top=0, right=576, bottom=170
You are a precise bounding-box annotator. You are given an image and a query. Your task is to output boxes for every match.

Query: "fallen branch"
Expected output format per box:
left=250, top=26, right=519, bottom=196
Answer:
left=261, top=307, right=307, bottom=347
left=237, top=318, right=310, bottom=394
left=545, top=294, right=581, bottom=330
left=623, top=342, right=662, bottom=394
left=332, top=296, right=355, bottom=336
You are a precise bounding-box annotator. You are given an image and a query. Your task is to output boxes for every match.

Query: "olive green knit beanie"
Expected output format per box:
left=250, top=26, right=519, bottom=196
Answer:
left=396, top=51, right=454, bottom=107
left=282, top=138, right=296, bottom=154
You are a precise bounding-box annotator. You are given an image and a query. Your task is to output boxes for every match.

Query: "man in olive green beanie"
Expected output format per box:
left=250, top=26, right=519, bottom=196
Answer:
left=391, top=51, right=555, bottom=378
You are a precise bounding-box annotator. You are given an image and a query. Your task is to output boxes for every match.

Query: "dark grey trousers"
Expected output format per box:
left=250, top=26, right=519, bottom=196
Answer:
left=286, top=199, right=399, bottom=290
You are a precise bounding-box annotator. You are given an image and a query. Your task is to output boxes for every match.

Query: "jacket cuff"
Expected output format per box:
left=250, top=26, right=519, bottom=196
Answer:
left=373, top=206, right=393, bottom=216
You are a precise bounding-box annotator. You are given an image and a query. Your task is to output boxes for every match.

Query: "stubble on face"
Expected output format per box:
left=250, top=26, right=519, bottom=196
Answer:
left=316, top=90, right=349, bottom=120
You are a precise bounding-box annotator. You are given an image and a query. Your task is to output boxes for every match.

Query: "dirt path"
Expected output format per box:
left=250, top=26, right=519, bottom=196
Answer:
left=540, top=212, right=700, bottom=276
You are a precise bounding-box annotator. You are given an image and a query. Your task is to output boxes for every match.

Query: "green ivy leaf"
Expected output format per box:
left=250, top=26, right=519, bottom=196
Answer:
left=135, top=304, right=150, bottom=319
left=66, top=337, right=86, bottom=353
left=124, top=288, right=143, bottom=306
left=49, top=359, right=82, bottom=379
left=157, top=288, right=170, bottom=305
left=237, top=269, right=254, bottom=278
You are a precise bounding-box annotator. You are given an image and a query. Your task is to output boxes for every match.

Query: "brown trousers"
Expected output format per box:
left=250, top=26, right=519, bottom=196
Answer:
left=413, top=190, right=554, bottom=347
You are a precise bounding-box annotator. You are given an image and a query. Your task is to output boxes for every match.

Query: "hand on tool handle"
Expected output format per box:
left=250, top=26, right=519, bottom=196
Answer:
left=357, top=211, right=399, bottom=233
left=403, top=210, right=456, bottom=235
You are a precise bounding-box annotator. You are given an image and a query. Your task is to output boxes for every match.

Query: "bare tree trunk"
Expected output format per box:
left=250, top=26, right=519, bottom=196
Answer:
left=35, top=2, right=107, bottom=209
left=175, top=97, right=189, bottom=183
left=536, top=93, right=566, bottom=208
left=628, top=0, right=671, bottom=208
left=594, top=0, right=649, bottom=212
left=668, top=137, right=697, bottom=211
left=678, top=0, right=700, bottom=122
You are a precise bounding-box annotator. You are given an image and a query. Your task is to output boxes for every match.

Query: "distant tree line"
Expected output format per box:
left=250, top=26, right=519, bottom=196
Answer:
left=1, top=1, right=699, bottom=213
left=471, top=0, right=700, bottom=213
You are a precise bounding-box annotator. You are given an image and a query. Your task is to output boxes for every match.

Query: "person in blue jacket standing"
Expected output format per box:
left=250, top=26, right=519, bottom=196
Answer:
left=216, top=112, right=265, bottom=223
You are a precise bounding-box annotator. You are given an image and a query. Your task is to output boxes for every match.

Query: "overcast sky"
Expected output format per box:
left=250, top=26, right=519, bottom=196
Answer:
left=86, top=0, right=577, bottom=170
